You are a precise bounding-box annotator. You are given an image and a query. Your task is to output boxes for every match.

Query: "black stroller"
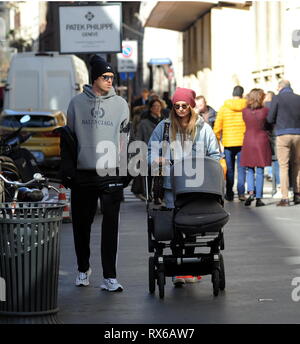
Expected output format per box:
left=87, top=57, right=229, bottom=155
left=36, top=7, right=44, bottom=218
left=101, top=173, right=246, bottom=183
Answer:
left=146, top=156, right=230, bottom=298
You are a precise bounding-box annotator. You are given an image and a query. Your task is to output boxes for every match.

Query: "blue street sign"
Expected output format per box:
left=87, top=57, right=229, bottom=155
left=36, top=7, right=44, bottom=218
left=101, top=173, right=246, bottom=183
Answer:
left=128, top=72, right=135, bottom=80
left=120, top=72, right=127, bottom=81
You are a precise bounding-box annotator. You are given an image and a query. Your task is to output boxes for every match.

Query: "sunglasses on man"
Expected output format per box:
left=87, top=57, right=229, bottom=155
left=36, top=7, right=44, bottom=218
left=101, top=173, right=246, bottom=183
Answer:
left=101, top=75, right=114, bottom=81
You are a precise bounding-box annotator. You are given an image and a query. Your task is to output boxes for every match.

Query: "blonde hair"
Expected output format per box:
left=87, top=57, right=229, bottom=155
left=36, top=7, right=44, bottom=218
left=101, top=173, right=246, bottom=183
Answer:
left=170, top=106, right=198, bottom=142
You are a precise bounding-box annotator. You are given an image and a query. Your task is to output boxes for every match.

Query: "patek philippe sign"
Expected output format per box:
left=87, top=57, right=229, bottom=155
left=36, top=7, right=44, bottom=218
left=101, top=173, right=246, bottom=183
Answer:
left=59, top=4, right=122, bottom=54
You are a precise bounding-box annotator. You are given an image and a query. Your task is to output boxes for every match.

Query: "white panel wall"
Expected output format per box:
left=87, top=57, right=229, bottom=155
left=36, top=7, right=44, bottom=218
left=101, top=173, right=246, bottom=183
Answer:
left=283, top=0, right=300, bottom=94
left=209, top=7, right=254, bottom=110
left=17, top=2, right=40, bottom=41
left=143, top=27, right=183, bottom=95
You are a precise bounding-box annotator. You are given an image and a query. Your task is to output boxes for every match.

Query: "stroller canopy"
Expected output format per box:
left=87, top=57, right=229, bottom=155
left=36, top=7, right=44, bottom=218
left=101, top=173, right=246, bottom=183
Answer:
left=171, top=156, right=225, bottom=198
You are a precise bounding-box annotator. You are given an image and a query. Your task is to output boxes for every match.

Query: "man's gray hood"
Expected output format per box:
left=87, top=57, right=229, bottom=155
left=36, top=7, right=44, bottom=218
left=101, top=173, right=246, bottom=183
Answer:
left=83, top=84, right=116, bottom=100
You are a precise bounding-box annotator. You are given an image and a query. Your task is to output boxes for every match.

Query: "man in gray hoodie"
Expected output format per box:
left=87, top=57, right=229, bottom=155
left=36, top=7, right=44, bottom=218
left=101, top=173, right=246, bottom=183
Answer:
left=67, top=55, right=129, bottom=292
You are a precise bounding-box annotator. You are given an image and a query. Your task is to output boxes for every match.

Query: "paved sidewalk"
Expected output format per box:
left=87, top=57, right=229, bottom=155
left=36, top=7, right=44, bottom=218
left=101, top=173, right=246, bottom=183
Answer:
left=56, top=182, right=300, bottom=324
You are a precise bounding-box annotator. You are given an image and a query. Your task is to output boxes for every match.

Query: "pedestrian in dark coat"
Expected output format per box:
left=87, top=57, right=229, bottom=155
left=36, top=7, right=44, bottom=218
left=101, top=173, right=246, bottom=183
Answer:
left=267, top=80, right=300, bottom=206
left=241, top=88, right=272, bottom=207
left=136, top=98, right=166, bottom=144
left=195, top=95, right=217, bottom=128
left=131, top=98, right=165, bottom=201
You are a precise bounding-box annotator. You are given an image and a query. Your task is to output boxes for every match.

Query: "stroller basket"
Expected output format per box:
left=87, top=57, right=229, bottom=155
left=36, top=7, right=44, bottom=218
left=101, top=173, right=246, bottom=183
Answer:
left=149, top=207, right=174, bottom=241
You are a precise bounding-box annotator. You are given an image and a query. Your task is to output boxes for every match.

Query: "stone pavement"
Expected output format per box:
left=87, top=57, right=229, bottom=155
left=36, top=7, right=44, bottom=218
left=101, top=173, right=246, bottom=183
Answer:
left=56, top=181, right=300, bottom=324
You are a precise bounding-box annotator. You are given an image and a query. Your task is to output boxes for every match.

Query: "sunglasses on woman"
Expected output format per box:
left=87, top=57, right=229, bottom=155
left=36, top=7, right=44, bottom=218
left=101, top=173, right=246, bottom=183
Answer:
left=101, top=75, right=114, bottom=81
left=174, top=104, right=189, bottom=110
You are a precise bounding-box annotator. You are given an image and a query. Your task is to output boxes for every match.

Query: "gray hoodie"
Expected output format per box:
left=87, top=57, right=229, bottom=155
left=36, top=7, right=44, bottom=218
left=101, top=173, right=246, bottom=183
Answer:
left=67, top=85, right=129, bottom=170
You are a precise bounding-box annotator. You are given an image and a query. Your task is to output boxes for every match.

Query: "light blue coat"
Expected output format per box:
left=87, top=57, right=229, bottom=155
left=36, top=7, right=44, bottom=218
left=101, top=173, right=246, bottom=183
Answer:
left=148, top=116, right=221, bottom=191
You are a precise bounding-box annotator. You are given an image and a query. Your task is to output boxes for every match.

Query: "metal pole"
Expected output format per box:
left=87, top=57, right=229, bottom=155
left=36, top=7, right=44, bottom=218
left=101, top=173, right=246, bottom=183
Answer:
left=127, top=73, right=132, bottom=107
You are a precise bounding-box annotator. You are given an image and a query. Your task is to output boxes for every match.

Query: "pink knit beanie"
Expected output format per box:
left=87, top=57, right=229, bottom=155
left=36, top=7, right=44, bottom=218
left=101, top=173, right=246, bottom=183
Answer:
left=172, top=87, right=196, bottom=108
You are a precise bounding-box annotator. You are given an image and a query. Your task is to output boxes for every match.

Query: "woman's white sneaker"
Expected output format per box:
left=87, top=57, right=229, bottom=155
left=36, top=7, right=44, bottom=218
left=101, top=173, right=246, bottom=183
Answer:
left=172, top=276, right=186, bottom=286
left=75, top=268, right=92, bottom=287
left=100, top=278, right=123, bottom=292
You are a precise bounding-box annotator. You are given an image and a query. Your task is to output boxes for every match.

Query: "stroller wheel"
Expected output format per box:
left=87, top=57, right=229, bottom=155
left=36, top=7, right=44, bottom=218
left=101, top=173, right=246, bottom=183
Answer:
left=157, top=271, right=165, bottom=299
left=212, top=269, right=220, bottom=296
left=149, top=257, right=156, bottom=294
left=219, top=254, right=225, bottom=291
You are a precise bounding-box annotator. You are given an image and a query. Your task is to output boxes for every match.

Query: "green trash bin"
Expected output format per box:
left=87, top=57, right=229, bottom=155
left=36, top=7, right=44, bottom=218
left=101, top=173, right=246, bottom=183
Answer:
left=0, top=202, right=65, bottom=323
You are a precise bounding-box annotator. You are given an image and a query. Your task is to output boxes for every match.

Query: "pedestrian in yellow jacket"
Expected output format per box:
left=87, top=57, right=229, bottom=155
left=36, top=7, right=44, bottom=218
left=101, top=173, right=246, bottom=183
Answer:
left=213, top=86, right=247, bottom=201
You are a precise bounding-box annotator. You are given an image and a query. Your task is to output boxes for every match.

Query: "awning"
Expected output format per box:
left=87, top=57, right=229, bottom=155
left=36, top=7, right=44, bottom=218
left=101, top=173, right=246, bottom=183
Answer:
left=148, top=58, right=172, bottom=65
left=143, top=1, right=251, bottom=32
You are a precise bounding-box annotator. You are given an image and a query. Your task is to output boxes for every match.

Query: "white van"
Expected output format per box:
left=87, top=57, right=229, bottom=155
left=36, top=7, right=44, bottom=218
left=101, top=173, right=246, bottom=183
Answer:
left=3, top=51, right=89, bottom=115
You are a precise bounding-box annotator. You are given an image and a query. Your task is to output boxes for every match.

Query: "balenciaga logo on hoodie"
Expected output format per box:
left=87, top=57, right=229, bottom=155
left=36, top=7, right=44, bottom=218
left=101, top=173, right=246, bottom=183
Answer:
left=81, top=107, right=113, bottom=128
left=91, top=107, right=105, bottom=119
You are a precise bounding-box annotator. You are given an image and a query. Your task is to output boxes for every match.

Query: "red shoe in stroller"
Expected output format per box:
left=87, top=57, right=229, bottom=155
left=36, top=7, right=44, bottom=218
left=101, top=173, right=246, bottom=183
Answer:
left=173, top=275, right=202, bottom=285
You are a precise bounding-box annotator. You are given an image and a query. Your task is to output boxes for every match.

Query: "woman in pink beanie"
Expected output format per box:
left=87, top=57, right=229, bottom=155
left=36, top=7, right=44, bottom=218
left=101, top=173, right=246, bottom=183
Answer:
left=170, top=87, right=197, bottom=142
left=149, top=86, right=220, bottom=187
left=148, top=86, right=221, bottom=286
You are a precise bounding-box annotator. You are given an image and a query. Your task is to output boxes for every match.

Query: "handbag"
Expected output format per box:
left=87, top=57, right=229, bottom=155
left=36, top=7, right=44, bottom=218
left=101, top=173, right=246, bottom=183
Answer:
left=152, top=122, right=170, bottom=202
left=149, top=207, right=174, bottom=241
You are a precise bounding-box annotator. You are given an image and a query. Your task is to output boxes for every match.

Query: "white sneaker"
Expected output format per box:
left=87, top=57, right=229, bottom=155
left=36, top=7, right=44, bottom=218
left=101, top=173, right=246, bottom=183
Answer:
left=272, top=190, right=282, bottom=199
left=75, top=268, right=92, bottom=287
left=100, top=278, right=123, bottom=292
left=272, top=189, right=293, bottom=199
left=172, top=276, right=186, bottom=286
left=136, top=193, right=147, bottom=202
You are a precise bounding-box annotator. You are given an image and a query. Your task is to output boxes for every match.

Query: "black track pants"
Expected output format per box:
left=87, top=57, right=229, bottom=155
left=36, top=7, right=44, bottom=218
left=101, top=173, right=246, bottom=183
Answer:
left=71, top=185, right=122, bottom=278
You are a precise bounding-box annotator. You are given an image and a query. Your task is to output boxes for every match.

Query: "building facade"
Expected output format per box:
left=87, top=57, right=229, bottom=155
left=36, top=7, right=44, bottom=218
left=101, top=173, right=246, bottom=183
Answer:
left=141, top=0, right=300, bottom=109
left=0, top=1, right=45, bottom=51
